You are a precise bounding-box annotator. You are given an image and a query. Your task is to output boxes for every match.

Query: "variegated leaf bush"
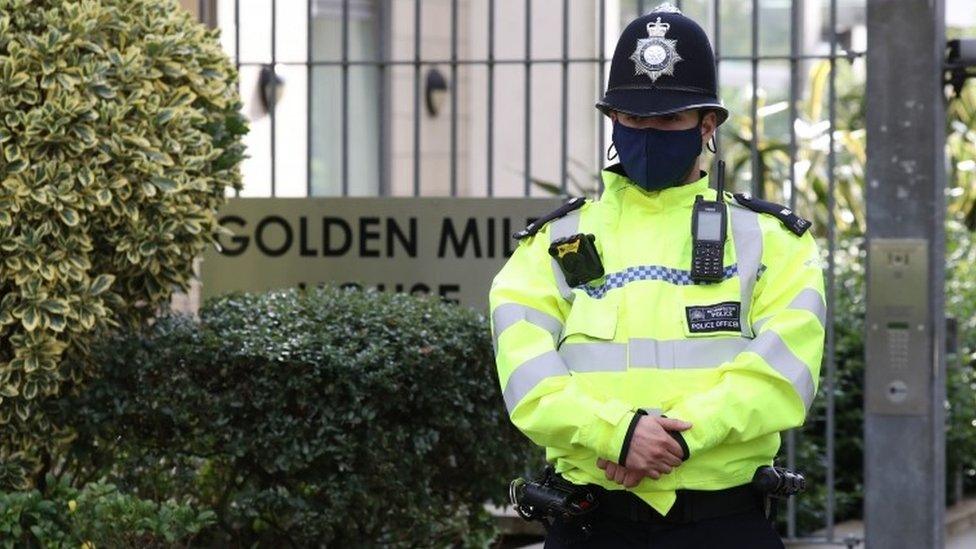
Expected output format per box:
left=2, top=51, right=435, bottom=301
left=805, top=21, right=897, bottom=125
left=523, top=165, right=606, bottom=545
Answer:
left=0, top=0, right=246, bottom=487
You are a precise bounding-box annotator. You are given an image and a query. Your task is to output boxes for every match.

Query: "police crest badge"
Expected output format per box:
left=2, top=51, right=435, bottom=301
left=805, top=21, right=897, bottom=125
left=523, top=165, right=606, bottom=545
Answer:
left=629, top=10, right=683, bottom=82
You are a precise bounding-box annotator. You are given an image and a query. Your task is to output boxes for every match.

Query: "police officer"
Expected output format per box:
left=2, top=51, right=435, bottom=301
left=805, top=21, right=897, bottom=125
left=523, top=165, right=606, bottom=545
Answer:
left=490, top=3, right=825, bottom=548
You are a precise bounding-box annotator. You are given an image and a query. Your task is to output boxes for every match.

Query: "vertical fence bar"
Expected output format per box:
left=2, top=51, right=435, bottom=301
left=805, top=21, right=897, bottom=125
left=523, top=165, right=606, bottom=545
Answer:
left=487, top=0, right=495, bottom=196
left=637, top=0, right=645, bottom=16
left=825, top=0, right=838, bottom=539
left=788, top=0, right=800, bottom=212
left=598, top=0, right=606, bottom=194
left=785, top=0, right=802, bottom=540
left=306, top=0, right=313, bottom=197
left=233, top=0, right=240, bottom=72
left=523, top=0, right=532, bottom=196
left=378, top=0, right=388, bottom=196
left=749, top=0, right=759, bottom=198
left=712, top=0, right=721, bottom=161
left=341, top=0, right=350, bottom=196
left=413, top=0, right=422, bottom=196
left=450, top=0, right=459, bottom=197
left=560, top=0, right=569, bottom=195
left=271, top=0, right=277, bottom=197
left=234, top=0, right=241, bottom=197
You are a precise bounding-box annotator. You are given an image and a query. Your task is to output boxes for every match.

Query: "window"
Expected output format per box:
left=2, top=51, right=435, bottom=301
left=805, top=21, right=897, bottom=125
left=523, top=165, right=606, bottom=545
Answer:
left=216, top=0, right=382, bottom=197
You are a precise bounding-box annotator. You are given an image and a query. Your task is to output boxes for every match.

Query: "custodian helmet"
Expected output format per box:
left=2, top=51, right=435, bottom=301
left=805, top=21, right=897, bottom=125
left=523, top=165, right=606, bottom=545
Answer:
left=596, top=3, right=728, bottom=125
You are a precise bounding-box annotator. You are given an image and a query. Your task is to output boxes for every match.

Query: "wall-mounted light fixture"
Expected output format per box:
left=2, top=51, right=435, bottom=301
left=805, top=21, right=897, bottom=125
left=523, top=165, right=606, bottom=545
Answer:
left=425, top=67, right=449, bottom=117
left=259, top=65, right=286, bottom=114
left=946, top=39, right=976, bottom=97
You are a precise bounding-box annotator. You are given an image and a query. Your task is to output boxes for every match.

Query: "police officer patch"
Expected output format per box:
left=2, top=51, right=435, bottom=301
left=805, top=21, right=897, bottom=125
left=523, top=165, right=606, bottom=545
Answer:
left=685, top=302, right=741, bottom=334
left=629, top=16, right=683, bottom=82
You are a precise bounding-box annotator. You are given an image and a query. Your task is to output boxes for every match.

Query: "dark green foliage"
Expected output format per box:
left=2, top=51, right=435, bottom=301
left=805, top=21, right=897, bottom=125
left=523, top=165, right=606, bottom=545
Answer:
left=0, top=477, right=214, bottom=547
left=55, top=286, right=535, bottom=547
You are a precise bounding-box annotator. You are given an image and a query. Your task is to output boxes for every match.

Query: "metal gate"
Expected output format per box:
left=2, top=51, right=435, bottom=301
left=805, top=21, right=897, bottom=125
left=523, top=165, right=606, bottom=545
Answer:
left=221, top=0, right=865, bottom=545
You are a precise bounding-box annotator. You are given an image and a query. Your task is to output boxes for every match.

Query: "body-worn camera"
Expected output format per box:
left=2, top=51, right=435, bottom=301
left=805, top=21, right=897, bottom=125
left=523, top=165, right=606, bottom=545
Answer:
left=548, top=233, right=604, bottom=287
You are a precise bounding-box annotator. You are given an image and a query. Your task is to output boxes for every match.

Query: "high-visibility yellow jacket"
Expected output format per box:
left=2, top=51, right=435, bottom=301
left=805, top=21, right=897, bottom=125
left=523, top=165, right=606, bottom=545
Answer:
left=490, top=167, right=825, bottom=515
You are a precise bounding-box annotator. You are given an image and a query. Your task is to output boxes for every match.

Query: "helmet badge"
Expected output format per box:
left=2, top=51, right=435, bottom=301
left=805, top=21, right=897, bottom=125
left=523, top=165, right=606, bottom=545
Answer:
left=629, top=16, right=683, bottom=82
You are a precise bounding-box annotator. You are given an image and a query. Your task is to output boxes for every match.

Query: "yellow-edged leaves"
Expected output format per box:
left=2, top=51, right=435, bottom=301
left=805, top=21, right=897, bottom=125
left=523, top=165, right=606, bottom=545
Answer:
left=0, top=0, right=247, bottom=487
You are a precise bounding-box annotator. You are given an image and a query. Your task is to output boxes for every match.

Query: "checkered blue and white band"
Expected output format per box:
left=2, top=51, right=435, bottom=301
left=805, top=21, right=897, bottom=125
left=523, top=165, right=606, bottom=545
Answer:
left=578, top=263, right=740, bottom=299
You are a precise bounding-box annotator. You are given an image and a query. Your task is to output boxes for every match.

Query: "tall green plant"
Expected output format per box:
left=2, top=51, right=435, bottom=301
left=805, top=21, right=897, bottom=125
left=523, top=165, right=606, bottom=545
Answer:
left=721, top=59, right=867, bottom=237
left=0, top=0, right=246, bottom=488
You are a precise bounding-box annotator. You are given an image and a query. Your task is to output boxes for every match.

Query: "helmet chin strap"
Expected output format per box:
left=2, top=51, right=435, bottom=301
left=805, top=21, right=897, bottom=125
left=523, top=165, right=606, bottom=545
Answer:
left=706, top=135, right=717, bottom=153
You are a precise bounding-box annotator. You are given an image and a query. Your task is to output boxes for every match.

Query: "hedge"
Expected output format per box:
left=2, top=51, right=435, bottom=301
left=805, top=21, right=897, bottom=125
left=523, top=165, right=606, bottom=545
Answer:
left=0, top=477, right=214, bottom=548
left=54, top=286, right=537, bottom=547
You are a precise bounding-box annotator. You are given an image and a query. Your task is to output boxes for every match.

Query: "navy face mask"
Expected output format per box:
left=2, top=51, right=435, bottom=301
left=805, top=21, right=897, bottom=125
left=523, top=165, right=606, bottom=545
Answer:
left=611, top=120, right=704, bottom=192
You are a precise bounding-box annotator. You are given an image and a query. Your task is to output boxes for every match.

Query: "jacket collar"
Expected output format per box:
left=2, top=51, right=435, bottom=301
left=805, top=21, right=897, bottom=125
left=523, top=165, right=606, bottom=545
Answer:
left=600, top=163, right=714, bottom=212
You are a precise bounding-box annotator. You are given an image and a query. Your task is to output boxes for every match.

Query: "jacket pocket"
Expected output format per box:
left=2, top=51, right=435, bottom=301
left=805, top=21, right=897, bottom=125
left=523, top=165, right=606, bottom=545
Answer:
left=560, top=295, right=619, bottom=344
left=558, top=296, right=624, bottom=374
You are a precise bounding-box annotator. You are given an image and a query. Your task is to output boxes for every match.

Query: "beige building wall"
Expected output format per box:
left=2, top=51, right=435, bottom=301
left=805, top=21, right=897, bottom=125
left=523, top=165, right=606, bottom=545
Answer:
left=387, top=0, right=607, bottom=198
left=178, top=0, right=198, bottom=18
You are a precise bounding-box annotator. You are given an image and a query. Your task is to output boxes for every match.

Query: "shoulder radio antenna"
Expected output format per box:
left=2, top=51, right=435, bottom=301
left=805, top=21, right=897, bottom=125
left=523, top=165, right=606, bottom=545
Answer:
left=715, top=159, right=726, bottom=203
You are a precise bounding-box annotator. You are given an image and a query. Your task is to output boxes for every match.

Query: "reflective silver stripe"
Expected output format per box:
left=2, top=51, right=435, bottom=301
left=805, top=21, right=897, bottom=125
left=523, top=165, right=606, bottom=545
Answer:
left=559, top=342, right=627, bottom=372
left=749, top=330, right=816, bottom=409
left=750, top=288, right=825, bottom=335
left=730, top=206, right=763, bottom=338
left=549, top=210, right=582, bottom=302
left=789, top=288, right=827, bottom=328
left=752, top=316, right=770, bottom=334
left=492, top=303, right=563, bottom=352
left=555, top=338, right=750, bottom=372
left=629, top=337, right=750, bottom=369
left=503, top=350, right=569, bottom=413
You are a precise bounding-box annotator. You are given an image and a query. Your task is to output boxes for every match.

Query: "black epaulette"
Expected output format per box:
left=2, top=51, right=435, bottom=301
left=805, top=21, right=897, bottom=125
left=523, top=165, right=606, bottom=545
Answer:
left=512, top=197, right=587, bottom=240
left=731, top=193, right=812, bottom=237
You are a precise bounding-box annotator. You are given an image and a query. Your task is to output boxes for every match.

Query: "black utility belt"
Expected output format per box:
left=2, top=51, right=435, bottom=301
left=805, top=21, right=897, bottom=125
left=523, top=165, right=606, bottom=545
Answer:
left=589, top=482, right=763, bottom=524
left=509, top=466, right=801, bottom=531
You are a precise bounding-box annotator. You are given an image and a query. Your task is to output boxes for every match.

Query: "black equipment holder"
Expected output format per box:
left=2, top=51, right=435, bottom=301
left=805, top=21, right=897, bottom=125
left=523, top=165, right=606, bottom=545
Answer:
left=752, top=465, right=806, bottom=523
left=509, top=466, right=598, bottom=537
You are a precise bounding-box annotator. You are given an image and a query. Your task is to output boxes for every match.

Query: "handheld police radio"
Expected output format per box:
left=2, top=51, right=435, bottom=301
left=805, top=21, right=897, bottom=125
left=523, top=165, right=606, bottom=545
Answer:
left=690, top=160, right=729, bottom=283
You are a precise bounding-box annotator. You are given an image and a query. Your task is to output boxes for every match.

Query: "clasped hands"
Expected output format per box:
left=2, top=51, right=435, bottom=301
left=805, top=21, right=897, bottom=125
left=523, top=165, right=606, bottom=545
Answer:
left=596, top=415, right=692, bottom=489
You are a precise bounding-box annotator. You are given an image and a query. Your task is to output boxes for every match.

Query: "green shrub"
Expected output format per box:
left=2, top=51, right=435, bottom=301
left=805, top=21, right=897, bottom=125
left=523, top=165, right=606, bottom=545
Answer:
left=0, top=477, right=215, bottom=547
left=58, top=286, right=536, bottom=547
left=0, top=0, right=246, bottom=487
